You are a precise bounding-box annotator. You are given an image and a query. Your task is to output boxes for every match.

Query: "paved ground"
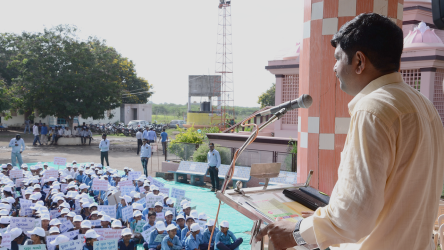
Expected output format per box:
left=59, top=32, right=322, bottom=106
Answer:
left=0, top=130, right=165, bottom=175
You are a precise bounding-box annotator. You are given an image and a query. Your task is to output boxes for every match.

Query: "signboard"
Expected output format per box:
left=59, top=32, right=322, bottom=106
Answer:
left=44, top=170, right=59, bottom=178
left=19, top=244, right=46, bottom=250
left=98, top=205, right=117, bottom=218
left=60, top=220, right=74, bottom=233
left=20, top=199, right=32, bottom=216
left=141, top=227, right=156, bottom=242
left=75, top=199, right=81, bottom=214
left=156, top=212, right=165, bottom=222
left=118, top=180, right=133, bottom=187
left=54, top=157, right=67, bottom=166
left=128, top=171, right=142, bottom=181
left=120, top=186, right=135, bottom=196
left=121, top=205, right=133, bottom=222
left=93, top=239, right=118, bottom=250
left=146, top=195, right=163, bottom=209
left=90, top=220, right=101, bottom=227
left=50, top=209, right=61, bottom=219
left=106, top=191, right=121, bottom=206
left=91, top=228, right=107, bottom=241
left=58, top=239, right=83, bottom=250
left=10, top=170, right=23, bottom=179
left=43, top=187, right=50, bottom=194
left=92, top=179, right=108, bottom=191
left=135, top=197, right=146, bottom=206
left=171, top=188, right=186, bottom=200
left=103, top=229, right=122, bottom=240
left=15, top=178, right=25, bottom=188
left=159, top=187, right=170, bottom=196
left=10, top=217, right=35, bottom=231
left=150, top=178, right=165, bottom=188
left=61, top=184, right=68, bottom=193
left=134, top=220, right=145, bottom=233
left=1, top=232, right=11, bottom=248
left=64, top=230, right=79, bottom=240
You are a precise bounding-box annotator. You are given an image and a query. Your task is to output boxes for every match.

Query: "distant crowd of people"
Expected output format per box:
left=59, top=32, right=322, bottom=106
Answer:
left=23, top=120, right=93, bottom=146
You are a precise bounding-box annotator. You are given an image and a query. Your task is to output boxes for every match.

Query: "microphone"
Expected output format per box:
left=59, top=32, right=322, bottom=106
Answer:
left=255, top=94, right=313, bottom=117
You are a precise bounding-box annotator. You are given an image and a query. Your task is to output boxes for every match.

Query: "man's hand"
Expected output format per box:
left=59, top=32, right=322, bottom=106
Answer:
left=156, top=244, right=161, bottom=250
left=254, top=220, right=297, bottom=249
left=215, top=168, right=218, bottom=171
left=20, top=151, right=22, bottom=154
left=301, top=211, right=314, bottom=218
left=167, top=241, right=173, bottom=247
left=186, top=231, right=191, bottom=237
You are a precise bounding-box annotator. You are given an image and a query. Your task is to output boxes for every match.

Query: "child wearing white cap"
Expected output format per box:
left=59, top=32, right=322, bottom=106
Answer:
left=161, top=224, right=182, bottom=250
left=202, top=219, right=219, bottom=250
left=181, top=216, right=196, bottom=246
left=118, top=228, right=136, bottom=250
left=144, top=221, right=167, bottom=250
left=164, top=210, right=176, bottom=227
left=83, top=229, right=101, bottom=250
left=24, top=227, right=46, bottom=245
left=184, top=223, right=201, bottom=250
left=175, top=214, right=186, bottom=240
left=116, top=195, right=132, bottom=220
left=49, top=235, right=70, bottom=250
left=214, top=221, right=243, bottom=250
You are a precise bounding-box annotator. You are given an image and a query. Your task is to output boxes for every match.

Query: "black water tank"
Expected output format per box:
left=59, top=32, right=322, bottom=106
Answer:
left=200, top=102, right=210, bottom=112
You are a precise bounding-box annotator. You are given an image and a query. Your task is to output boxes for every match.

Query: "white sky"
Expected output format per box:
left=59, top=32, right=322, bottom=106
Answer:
left=0, top=0, right=303, bottom=107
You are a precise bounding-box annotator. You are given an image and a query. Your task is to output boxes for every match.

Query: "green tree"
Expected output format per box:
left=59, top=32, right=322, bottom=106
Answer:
left=118, top=57, right=153, bottom=104
left=8, top=25, right=123, bottom=126
left=0, top=79, right=12, bottom=113
left=257, top=83, right=275, bottom=108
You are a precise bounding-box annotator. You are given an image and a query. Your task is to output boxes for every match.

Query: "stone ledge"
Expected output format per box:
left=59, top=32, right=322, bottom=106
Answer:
left=57, top=137, right=82, bottom=146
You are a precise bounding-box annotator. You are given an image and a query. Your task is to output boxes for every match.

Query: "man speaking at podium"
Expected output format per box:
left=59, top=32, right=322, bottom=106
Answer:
left=256, top=13, right=444, bottom=250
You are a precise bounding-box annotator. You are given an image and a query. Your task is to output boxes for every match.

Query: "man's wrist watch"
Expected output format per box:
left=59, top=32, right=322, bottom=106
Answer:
left=293, top=219, right=307, bottom=246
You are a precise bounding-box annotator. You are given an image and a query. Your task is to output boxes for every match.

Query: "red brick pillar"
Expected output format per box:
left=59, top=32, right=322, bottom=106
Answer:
left=297, top=0, right=404, bottom=194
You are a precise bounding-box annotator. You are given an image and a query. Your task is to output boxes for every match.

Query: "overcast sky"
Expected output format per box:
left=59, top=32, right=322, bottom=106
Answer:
left=0, top=0, right=303, bottom=107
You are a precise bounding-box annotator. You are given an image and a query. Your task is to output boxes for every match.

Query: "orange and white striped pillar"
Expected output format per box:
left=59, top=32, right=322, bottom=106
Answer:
left=297, top=0, right=404, bottom=194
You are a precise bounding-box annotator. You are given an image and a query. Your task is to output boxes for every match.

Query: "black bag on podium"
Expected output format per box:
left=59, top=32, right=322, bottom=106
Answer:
left=283, top=186, right=330, bottom=211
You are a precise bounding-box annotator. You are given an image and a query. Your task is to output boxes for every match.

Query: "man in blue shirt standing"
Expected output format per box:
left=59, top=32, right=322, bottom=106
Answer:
left=207, top=143, right=221, bottom=192
left=140, top=139, right=152, bottom=177
left=40, top=123, right=49, bottom=145
left=160, top=129, right=168, bottom=155
left=148, top=128, right=157, bottom=145
left=9, top=134, right=26, bottom=167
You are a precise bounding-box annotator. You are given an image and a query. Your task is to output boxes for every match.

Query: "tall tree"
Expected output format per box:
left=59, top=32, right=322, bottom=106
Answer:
left=8, top=25, right=123, bottom=126
left=257, top=83, right=275, bottom=108
left=0, top=79, right=12, bottom=113
left=118, top=57, right=153, bottom=104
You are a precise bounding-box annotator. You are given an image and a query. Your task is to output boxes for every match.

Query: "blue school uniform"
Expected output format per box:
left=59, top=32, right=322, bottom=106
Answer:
left=148, top=230, right=168, bottom=249
left=184, top=234, right=201, bottom=250
left=215, top=230, right=239, bottom=250
left=161, top=235, right=182, bottom=250
left=176, top=225, right=186, bottom=240
left=142, top=222, right=156, bottom=231
left=76, top=174, right=85, bottom=183
left=118, top=239, right=136, bottom=250
left=116, top=204, right=127, bottom=220
left=202, top=228, right=220, bottom=246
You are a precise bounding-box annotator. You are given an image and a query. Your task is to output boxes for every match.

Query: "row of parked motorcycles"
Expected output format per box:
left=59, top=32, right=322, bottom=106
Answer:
left=88, top=123, right=166, bottom=136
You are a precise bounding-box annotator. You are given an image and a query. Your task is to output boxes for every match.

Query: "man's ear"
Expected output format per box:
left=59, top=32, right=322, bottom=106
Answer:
left=354, top=51, right=366, bottom=74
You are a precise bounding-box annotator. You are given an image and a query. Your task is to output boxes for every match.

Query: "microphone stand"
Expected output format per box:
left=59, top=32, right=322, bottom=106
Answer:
left=220, top=107, right=288, bottom=194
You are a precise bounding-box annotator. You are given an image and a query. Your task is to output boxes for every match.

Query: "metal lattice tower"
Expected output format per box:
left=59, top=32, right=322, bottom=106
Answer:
left=212, top=0, right=235, bottom=129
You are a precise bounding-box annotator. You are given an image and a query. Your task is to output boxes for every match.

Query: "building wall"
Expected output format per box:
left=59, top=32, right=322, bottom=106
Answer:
left=77, top=108, right=121, bottom=125
left=120, top=104, right=152, bottom=124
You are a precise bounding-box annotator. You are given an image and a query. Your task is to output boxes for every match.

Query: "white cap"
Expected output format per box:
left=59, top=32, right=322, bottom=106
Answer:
left=190, top=223, right=200, bottom=232
left=166, top=224, right=177, bottom=231
left=154, top=201, right=163, bottom=207
left=79, top=184, right=88, bottom=189
left=121, top=228, right=132, bottom=236
left=100, top=215, right=111, bottom=222
left=41, top=214, right=50, bottom=221
left=112, top=220, right=122, bottom=228
left=28, top=227, right=45, bottom=237
left=220, top=220, right=229, bottom=228
left=81, top=220, right=92, bottom=229
left=151, top=186, right=159, bottom=191
left=50, top=219, right=62, bottom=226
left=166, top=198, right=174, bottom=205
left=73, top=215, right=83, bottom=222
left=50, top=235, right=70, bottom=245
left=10, top=228, right=22, bottom=240
left=198, top=212, right=208, bottom=220
left=119, top=195, right=132, bottom=205
left=49, top=226, right=60, bottom=234
left=85, top=229, right=101, bottom=239
left=155, top=221, right=166, bottom=231
left=206, top=219, right=215, bottom=227
left=186, top=216, right=195, bottom=222
left=61, top=208, right=70, bottom=214
left=182, top=203, right=191, bottom=209
left=165, top=210, right=173, bottom=217
left=67, top=212, right=76, bottom=217
left=190, top=210, right=198, bottom=219
left=180, top=200, right=189, bottom=206
left=133, top=210, right=142, bottom=217
left=133, top=203, right=144, bottom=211
left=176, top=214, right=185, bottom=221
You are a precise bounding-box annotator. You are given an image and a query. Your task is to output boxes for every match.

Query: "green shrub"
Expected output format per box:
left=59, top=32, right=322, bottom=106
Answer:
left=193, top=144, right=231, bottom=165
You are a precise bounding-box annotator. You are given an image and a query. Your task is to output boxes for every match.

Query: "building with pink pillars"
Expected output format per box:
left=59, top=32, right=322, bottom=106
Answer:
left=207, top=0, right=444, bottom=194
left=264, top=0, right=444, bottom=194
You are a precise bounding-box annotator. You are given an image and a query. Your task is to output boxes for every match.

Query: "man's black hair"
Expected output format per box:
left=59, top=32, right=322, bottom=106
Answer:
left=209, top=143, right=214, bottom=146
left=148, top=211, right=156, bottom=218
left=331, top=13, right=403, bottom=73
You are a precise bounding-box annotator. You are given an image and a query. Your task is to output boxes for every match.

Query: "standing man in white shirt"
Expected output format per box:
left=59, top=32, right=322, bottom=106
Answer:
left=32, top=123, right=42, bottom=146
left=136, top=129, right=143, bottom=155
left=99, top=134, right=110, bottom=167
left=140, top=139, right=152, bottom=177
left=207, top=143, right=221, bottom=192
left=9, top=134, right=26, bottom=167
